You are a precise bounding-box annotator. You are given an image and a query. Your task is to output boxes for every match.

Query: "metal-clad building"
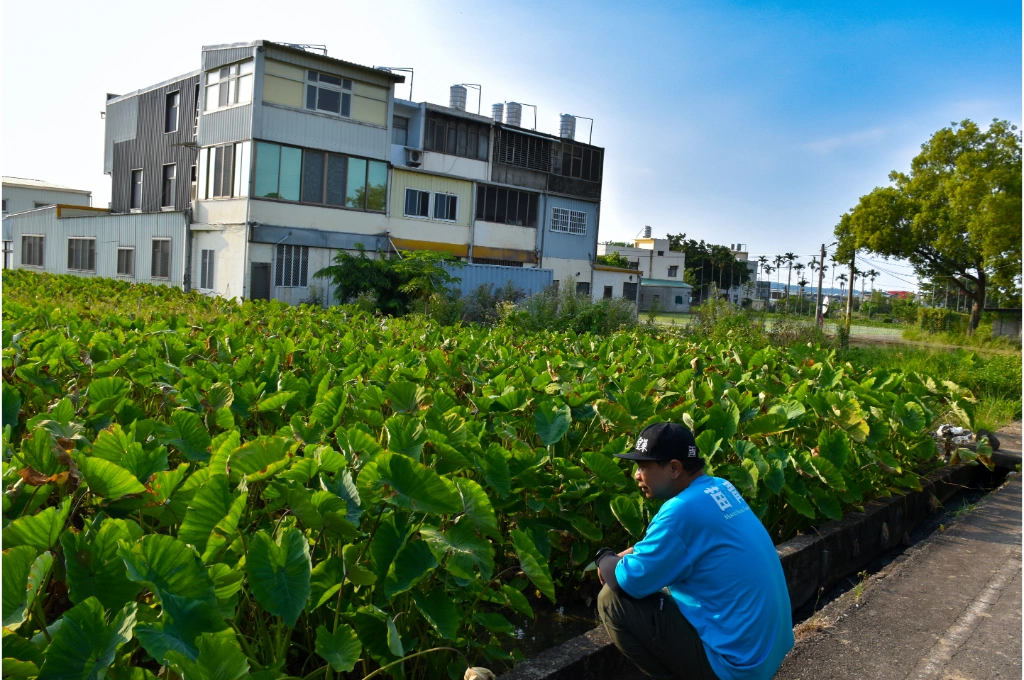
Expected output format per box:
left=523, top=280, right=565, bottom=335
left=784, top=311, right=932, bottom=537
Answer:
left=446, top=262, right=552, bottom=297
left=106, top=71, right=201, bottom=213
left=3, top=177, right=92, bottom=216
left=3, top=206, right=188, bottom=287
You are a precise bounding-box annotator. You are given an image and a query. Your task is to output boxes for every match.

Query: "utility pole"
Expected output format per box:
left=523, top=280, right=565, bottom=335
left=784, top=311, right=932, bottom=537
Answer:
left=845, top=251, right=855, bottom=339
left=815, top=243, right=825, bottom=327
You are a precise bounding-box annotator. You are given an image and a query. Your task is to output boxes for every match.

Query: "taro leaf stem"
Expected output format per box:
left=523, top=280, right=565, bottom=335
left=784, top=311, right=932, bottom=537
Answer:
left=361, top=647, right=467, bottom=680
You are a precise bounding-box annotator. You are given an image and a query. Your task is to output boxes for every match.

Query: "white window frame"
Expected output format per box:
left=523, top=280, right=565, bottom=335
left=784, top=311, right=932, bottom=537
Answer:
left=275, top=244, right=309, bottom=288
left=165, top=91, right=180, bottom=133
left=21, top=234, right=44, bottom=267
left=404, top=188, right=430, bottom=219
left=200, top=249, right=215, bottom=290
left=432, top=193, right=458, bottom=222
left=117, top=247, right=135, bottom=277
left=161, top=163, right=177, bottom=208
left=204, top=60, right=254, bottom=113
left=305, top=70, right=353, bottom=118
left=129, top=169, right=143, bottom=211
left=67, top=237, right=96, bottom=272
left=151, top=238, right=171, bottom=279
left=550, top=207, right=586, bottom=235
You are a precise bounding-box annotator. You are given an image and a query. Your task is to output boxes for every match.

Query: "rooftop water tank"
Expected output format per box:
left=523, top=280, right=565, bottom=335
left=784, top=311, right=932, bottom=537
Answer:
left=506, top=102, right=522, bottom=127
left=491, top=103, right=504, bottom=123
left=643, top=226, right=652, bottom=238
left=449, top=85, right=467, bottom=111
left=559, top=114, right=576, bottom=140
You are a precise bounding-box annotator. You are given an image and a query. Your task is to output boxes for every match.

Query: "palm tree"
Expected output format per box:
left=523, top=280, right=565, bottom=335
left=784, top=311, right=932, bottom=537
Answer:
left=793, top=263, right=806, bottom=313
left=837, top=273, right=848, bottom=300
left=797, top=277, right=809, bottom=315
left=829, top=255, right=838, bottom=293
left=783, top=252, right=796, bottom=308
left=763, top=265, right=775, bottom=304
left=867, top=268, right=879, bottom=293
left=773, top=256, right=784, bottom=305
left=756, top=255, right=768, bottom=300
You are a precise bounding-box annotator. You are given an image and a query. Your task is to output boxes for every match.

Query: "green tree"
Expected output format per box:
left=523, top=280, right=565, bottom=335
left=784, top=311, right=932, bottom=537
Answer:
left=394, top=250, right=465, bottom=315
left=835, top=119, right=1022, bottom=333
left=314, top=244, right=409, bottom=314
left=667, top=234, right=750, bottom=303
left=595, top=251, right=635, bottom=269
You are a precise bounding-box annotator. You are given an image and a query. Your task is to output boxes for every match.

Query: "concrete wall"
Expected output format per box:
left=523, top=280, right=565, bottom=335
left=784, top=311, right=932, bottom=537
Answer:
left=3, top=186, right=91, bottom=215
left=4, top=207, right=187, bottom=287
left=191, top=223, right=247, bottom=300
left=544, top=256, right=593, bottom=287
left=639, top=285, right=690, bottom=313
left=592, top=268, right=641, bottom=301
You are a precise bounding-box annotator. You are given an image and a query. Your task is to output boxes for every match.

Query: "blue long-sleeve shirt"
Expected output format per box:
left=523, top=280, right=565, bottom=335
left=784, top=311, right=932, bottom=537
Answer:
left=615, top=475, right=794, bottom=680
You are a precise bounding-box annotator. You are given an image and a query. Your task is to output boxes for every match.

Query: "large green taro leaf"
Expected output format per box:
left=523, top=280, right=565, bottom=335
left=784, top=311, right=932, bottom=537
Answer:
left=511, top=529, right=555, bottom=603
left=534, top=402, right=571, bottom=446
left=357, top=452, right=461, bottom=515
left=61, top=518, right=143, bottom=609
left=37, top=598, right=137, bottom=680
left=119, top=534, right=216, bottom=605
left=315, top=624, right=362, bottom=673
left=3, top=498, right=71, bottom=551
left=135, top=593, right=228, bottom=663
left=245, top=528, right=311, bottom=628
left=164, top=631, right=249, bottom=680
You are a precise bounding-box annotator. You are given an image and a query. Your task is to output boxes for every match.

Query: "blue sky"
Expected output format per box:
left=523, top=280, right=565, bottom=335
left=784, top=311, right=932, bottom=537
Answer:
left=3, top=0, right=1019, bottom=290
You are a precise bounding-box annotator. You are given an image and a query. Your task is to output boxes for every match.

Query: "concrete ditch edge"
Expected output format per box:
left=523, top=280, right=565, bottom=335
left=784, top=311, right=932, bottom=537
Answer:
left=499, top=460, right=1005, bottom=680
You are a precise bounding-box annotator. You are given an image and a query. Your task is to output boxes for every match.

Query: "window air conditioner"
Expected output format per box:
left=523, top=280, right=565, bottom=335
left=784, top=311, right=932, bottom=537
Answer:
left=405, top=147, right=422, bottom=167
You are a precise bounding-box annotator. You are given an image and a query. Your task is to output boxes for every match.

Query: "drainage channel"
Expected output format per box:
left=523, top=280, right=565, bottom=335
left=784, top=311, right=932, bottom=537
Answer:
left=790, top=466, right=1012, bottom=626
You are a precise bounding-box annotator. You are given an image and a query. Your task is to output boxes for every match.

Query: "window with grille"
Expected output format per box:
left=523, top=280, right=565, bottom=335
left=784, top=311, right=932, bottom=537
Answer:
left=550, top=207, right=587, bottom=235
left=165, top=91, right=180, bottom=133
left=21, top=235, right=44, bottom=266
left=210, top=145, right=234, bottom=198
left=392, top=116, right=409, bottom=146
left=205, top=61, right=253, bottom=112
left=305, top=70, right=352, bottom=117
left=200, top=249, right=215, bottom=289
left=474, top=185, right=538, bottom=227
left=151, top=239, right=171, bottom=279
left=130, top=170, right=143, bottom=210
left=162, top=164, right=177, bottom=207
left=276, top=244, right=309, bottom=287
left=668, top=265, right=678, bottom=278
left=67, top=238, right=96, bottom=272
left=556, top=141, right=602, bottom=182
left=622, top=282, right=638, bottom=300
left=576, top=281, right=590, bottom=295
left=433, top=193, right=458, bottom=222
left=495, top=128, right=551, bottom=172
left=404, top=189, right=430, bottom=218
left=603, top=286, right=613, bottom=299
left=424, top=113, right=489, bottom=161
left=117, top=248, right=135, bottom=277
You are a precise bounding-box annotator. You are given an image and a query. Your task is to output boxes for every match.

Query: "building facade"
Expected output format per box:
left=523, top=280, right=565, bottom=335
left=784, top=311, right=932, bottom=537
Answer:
left=9, top=40, right=610, bottom=307
left=3, top=177, right=92, bottom=217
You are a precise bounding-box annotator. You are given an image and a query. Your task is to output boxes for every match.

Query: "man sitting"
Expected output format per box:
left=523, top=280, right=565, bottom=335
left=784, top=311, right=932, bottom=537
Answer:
left=594, top=422, right=794, bottom=679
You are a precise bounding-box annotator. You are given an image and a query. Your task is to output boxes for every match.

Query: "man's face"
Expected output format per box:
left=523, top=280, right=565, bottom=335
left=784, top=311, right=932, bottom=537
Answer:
left=633, top=459, right=680, bottom=499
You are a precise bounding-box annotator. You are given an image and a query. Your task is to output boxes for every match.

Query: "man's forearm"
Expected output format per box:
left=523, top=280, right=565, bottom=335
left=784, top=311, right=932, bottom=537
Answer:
left=598, top=554, right=623, bottom=592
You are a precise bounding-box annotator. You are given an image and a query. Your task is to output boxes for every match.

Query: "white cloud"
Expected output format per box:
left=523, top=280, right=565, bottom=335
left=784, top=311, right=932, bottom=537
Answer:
left=804, top=127, right=886, bottom=154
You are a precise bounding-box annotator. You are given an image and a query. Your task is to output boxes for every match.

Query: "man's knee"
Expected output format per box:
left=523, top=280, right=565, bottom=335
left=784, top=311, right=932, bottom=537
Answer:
left=598, top=584, right=629, bottom=626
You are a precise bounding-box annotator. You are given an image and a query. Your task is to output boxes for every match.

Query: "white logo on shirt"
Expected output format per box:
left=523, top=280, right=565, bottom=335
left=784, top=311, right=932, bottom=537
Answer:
left=722, top=480, right=745, bottom=504
left=704, top=486, right=733, bottom=511
left=636, top=437, right=649, bottom=453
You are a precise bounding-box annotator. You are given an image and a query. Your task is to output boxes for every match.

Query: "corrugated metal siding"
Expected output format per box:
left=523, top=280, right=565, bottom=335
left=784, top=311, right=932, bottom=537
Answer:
left=263, top=45, right=397, bottom=88
left=5, top=209, right=187, bottom=287
left=110, top=74, right=200, bottom=213
left=104, top=97, right=139, bottom=174
left=2, top=187, right=91, bottom=215
left=446, top=262, right=552, bottom=297
left=257, top=105, right=388, bottom=159
left=541, top=196, right=599, bottom=261
left=391, top=170, right=472, bottom=226
left=203, top=46, right=256, bottom=70
left=198, top=104, right=253, bottom=146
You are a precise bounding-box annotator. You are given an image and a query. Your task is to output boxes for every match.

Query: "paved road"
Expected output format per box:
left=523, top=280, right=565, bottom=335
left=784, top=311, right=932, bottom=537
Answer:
left=774, top=476, right=1022, bottom=680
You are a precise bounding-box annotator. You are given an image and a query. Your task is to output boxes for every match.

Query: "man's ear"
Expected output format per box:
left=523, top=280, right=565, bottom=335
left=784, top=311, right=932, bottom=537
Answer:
left=671, top=459, right=685, bottom=479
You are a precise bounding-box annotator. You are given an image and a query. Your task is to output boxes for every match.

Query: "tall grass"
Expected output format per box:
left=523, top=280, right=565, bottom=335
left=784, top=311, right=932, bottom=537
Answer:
left=842, top=345, right=1022, bottom=431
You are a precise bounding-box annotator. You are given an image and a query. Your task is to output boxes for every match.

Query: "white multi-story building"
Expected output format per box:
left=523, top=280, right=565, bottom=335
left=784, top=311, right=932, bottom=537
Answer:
left=597, top=234, right=691, bottom=312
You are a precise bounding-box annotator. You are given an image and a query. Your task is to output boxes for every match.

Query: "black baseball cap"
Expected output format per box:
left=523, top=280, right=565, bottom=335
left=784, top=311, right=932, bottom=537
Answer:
left=615, top=422, right=700, bottom=463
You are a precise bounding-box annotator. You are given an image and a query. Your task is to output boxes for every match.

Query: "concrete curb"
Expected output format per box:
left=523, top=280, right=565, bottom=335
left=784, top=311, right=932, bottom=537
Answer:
left=499, top=460, right=1003, bottom=680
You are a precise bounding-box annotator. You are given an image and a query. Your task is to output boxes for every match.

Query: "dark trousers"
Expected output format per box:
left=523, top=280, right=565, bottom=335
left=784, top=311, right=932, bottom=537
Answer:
left=598, top=585, right=719, bottom=680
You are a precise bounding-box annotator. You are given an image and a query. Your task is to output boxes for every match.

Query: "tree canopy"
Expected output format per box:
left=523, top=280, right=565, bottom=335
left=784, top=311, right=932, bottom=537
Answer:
left=667, top=234, right=751, bottom=301
left=835, top=119, right=1021, bottom=331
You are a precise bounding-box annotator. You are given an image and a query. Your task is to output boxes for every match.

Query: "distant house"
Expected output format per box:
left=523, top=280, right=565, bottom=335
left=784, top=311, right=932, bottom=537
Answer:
left=597, top=235, right=690, bottom=311
left=2, top=177, right=92, bottom=217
